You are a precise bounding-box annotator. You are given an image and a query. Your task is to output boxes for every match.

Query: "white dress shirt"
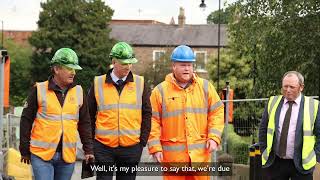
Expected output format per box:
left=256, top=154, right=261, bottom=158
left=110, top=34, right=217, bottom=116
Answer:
left=276, top=93, right=301, bottom=159
left=110, top=70, right=127, bottom=85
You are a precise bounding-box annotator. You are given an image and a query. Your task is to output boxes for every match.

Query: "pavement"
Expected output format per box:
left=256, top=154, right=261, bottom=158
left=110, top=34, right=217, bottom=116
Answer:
left=70, top=146, right=228, bottom=180
left=71, top=147, right=162, bottom=180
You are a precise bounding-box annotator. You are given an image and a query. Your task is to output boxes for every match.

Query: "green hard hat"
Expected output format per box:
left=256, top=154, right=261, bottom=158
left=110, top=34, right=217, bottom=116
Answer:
left=109, top=42, right=138, bottom=64
left=51, top=48, right=82, bottom=70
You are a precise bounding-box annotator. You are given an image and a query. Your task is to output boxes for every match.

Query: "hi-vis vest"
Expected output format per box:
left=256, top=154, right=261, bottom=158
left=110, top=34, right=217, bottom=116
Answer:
left=148, top=74, right=224, bottom=163
left=262, top=95, right=319, bottom=170
left=30, top=81, right=82, bottom=163
left=94, top=74, right=144, bottom=147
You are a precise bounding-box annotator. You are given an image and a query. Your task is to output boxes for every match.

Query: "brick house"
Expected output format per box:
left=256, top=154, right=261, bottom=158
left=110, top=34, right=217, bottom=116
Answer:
left=3, top=30, right=32, bottom=47
left=3, top=8, right=227, bottom=77
left=109, top=8, right=227, bottom=77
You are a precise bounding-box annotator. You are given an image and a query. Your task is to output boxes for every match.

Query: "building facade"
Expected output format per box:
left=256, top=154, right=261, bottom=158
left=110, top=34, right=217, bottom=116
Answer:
left=3, top=8, right=227, bottom=77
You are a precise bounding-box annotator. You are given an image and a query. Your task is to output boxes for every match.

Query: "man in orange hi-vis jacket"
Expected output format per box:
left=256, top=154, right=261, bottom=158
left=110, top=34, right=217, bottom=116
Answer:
left=148, top=45, right=225, bottom=180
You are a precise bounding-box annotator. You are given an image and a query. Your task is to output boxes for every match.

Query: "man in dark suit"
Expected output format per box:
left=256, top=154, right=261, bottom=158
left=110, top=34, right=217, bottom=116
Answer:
left=259, top=71, right=320, bottom=180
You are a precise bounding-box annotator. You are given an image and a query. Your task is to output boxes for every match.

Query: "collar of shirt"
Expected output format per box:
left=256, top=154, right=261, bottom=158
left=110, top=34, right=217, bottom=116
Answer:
left=110, top=70, right=127, bottom=84
left=105, top=68, right=134, bottom=84
left=283, top=93, right=301, bottom=106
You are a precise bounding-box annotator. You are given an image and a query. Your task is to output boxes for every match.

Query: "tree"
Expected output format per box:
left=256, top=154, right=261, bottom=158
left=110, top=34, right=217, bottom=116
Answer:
left=207, top=4, right=237, bottom=24
left=141, top=49, right=172, bottom=89
left=207, top=48, right=253, bottom=99
left=228, top=0, right=320, bottom=97
left=29, top=0, right=114, bottom=91
left=0, top=37, right=32, bottom=106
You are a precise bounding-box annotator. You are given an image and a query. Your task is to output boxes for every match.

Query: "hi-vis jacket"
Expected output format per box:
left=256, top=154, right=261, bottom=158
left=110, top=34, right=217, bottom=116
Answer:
left=259, top=95, right=320, bottom=173
left=148, top=73, right=224, bottom=163
left=94, top=74, right=144, bottom=147
left=30, top=81, right=83, bottom=163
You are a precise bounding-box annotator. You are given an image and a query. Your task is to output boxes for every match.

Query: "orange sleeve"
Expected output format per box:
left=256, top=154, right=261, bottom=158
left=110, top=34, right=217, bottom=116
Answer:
left=207, top=82, right=224, bottom=145
left=148, top=86, right=163, bottom=154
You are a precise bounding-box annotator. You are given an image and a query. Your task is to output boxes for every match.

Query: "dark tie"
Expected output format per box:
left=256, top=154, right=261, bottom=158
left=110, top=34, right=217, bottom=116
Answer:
left=117, top=79, right=124, bottom=86
left=278, top=101, right=294, bottom=157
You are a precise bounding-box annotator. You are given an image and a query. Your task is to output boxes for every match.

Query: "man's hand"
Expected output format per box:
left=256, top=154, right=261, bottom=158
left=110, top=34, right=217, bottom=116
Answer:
left=85, top=154, right=95, bottom=164
left=206, top=139, right=218, bottom=153
left=21, top=155, right=31, bottom=164
left=152, top=152, right=163, bottom=163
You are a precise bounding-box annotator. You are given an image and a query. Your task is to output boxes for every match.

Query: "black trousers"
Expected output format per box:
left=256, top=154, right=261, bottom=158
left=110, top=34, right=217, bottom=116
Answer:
left=94, top=140, right=143, bottom=180
left=262, top=156, right=313, bottom=180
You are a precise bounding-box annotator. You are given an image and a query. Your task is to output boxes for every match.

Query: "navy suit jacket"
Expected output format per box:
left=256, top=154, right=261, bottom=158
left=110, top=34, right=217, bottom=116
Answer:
left=259, top=95, right=320, bottom=174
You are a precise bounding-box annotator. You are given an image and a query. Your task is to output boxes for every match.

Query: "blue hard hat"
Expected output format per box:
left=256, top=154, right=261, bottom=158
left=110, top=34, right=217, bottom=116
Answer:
left=171, top=45, right=196, bottom=62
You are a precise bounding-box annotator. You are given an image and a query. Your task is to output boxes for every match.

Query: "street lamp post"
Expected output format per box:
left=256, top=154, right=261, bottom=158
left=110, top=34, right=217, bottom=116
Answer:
left=199, top=0, right=221, bottom=91
left=217, top=0, right=221, bottom=91
left=199, top=2, right=222, bottom=179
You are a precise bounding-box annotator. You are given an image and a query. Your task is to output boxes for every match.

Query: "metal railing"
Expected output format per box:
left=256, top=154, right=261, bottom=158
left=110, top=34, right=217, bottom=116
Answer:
left=2, top=113, right=20, bottom=150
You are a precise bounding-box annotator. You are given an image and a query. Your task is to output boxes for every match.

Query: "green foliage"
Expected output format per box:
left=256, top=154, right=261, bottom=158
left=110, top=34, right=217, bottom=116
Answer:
left=29, top=0, right=114, bottom=91
left=207, top=4, right=237, bottom=24
left=232, top=100, right=265, bottom=137
left=141, top=48, right=173, bottom=89
left=228, top=0, right=320, bottom=97
left=207, top=49, right=253, bottom=98
left=226, top=125, right=251, bottom=164
left=0, top=38, right=32, bottom=106
left=206, top=46, right=259, bottom=138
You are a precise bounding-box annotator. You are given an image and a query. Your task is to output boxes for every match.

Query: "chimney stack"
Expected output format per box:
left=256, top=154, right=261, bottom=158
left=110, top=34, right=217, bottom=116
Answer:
left=178, top=7, right=185, bottom=27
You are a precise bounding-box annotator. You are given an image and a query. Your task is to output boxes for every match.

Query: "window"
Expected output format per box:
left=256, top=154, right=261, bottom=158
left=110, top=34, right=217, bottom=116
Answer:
left=153, top=50, right=166, bottom=61
left=195, top=51, right=207, bottom=71
left=153, top=50, right=166, bottom=67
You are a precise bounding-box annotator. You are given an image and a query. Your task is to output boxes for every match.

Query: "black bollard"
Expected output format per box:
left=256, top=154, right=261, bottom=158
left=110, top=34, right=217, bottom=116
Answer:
left=249, top=145, right=255, bottom=180
left=254, top=143, right=262, bottom=180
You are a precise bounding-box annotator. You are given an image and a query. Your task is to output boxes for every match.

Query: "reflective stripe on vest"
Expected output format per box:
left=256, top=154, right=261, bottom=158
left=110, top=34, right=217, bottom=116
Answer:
left=262, top=95, right=283, bottom=165
left=31, top=81, right=81, bottom=163
left=162, top=142, right=207, bottom=152
left=96, top=75, right=143, bottom=111
left=94, top=74, right=143, bottom=146
left=302, top=97, right=319, bottom=170
left=156, top=79, right=223, bottom=119
left=31, top=139, right=77, bottom=149
left=262, top=96, right=319, bottom=170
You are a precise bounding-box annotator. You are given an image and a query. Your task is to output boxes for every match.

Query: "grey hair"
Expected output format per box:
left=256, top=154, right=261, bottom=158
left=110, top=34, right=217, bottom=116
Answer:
left=282, top=71, right=304, bottom=85
left=50, top=64, right=61, bottom=75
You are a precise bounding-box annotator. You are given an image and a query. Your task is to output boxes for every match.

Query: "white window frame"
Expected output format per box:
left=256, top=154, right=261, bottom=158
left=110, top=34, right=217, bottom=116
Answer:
left=152, top=50, right=166, bottom=67
left=194, top=51, right=207, bottom=71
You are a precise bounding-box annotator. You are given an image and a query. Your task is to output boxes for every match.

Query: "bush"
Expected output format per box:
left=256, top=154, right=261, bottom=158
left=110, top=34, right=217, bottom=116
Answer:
left=226, top=125, right=251, bottom=164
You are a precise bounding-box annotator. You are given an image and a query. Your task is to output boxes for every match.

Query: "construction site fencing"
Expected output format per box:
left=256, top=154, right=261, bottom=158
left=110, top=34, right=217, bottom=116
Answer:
left=1, top=96, right=319, bottom=179
left=220, top=95, right=319, bottom=166
left=219, top=98, right=267, bottom=165
left=1, top=113, right=20, bottom=151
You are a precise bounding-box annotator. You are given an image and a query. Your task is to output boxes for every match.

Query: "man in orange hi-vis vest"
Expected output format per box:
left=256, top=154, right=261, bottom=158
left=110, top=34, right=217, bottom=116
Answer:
left=87, top=42, right=152, bottom=180
left=19, top=48, right=94, bottom=180
left=148, top=45, right=225, bottom=180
